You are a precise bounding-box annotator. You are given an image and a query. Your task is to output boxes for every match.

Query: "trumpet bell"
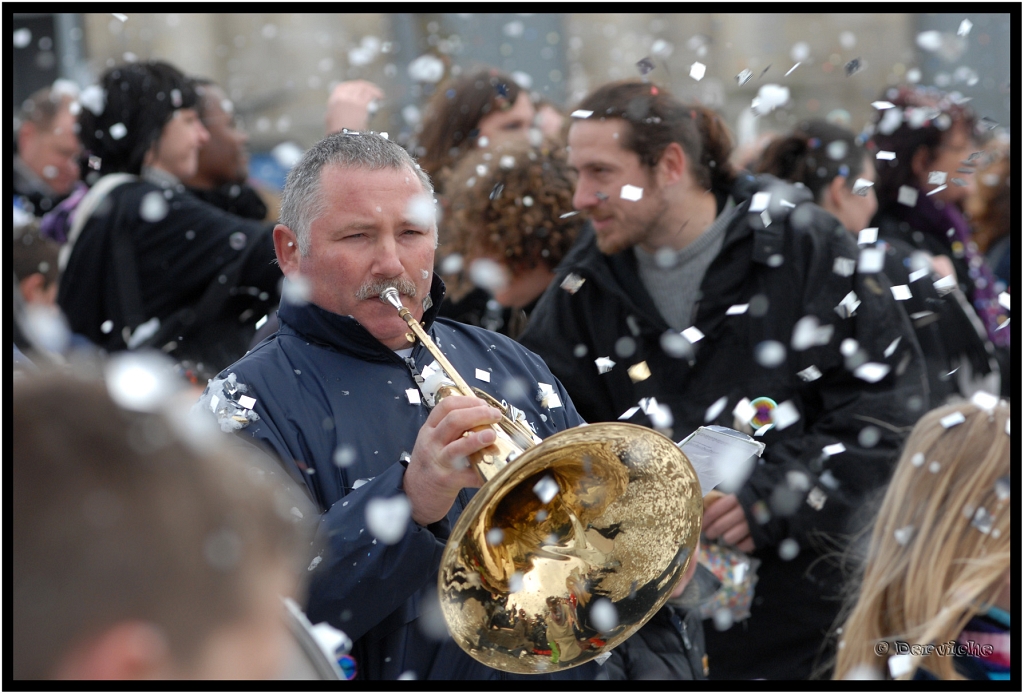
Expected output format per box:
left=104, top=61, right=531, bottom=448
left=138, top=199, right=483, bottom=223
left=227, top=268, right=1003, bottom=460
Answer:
left=438, top=422, right=703, bottom=673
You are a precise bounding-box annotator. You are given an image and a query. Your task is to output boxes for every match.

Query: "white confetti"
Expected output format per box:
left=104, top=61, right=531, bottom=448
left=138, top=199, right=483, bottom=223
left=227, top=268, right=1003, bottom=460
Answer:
left=797, top=365, right=822, bottom=382
left=237, top=395, right=256, bottom=409
left=560, top=273, right=586, bottom=294
left=972, top=506, right=994, bottom=534
left=405, top=388, right=421, bottom=405
left=785, top=62, right=801, bottom=77
left=998, top=292, right=1010, bottom=311
left=474, top=368, right=491, bottom=383
left=888, top=653, right=914, bottom=678
left=916, top=30, right=943, bottom=52
left=771, top=400, right=800, bottom=430
left=933, top=274, right=957, bottom=295
left=957, top=19, right=973, bottom=37
left=109, top=122, right=128, bottom=140
left=13, top=27, right=32, bottom=48
left=858, top=248, right=885, bottom=274
left=894, top=525, right=915, bottom=546
left=366, top=495, right=411, bottom=544
left=570, top=109, right=593, bottom=119
left=778, top=538, right=800, bottom=560
left=271, top=141, right=304, bottom=169
left=112, top=13, right=128, bottom=22
left=537, top=383, right=562, bottom=409
left=140, top=191, right=169, bottom=222
left=749, top=192, right=770, bottom=213
left=823, top=443, right=846, bottom=457
left=876, top=151, right=896, bottom=160
left=104, top=351, right=183, bottom=413
left=926, top=184, right=947, bottom=197
left=857, top=227, right=878, bottom=245
left=469, top=258, right=508, bottom=293
left=620, top=184, right=644, bottom=201
left=897, top=185, right=919, bottom=207
left=406, top=194, right=436, bottom=229
left=927, top=171, right=947, bottom=186
left=751, top=84, right=789, bottom=115
left=929, top=461, right=941, bottom=474
left=619, top=406, right=640, bottom=420
left=908, top=267, right=929, bottom=283
left=754, top=341, right=786, bottom=368
left=835, top=292, right=861, bottom=319
left=533, top=475, right=559, bottom=504
left=726, top=304, right=749, bottom=315
left=970, top=391, right=999, bottom=411
left=806, top=486, right=827, bottom=510
left=595, top=357, right=615, bottom=374
left=487, top=528, right=505, bottom=545
left=333, top=445, right=356, bottom=467
left=591, top=598, right=619, bottom=632
left=689, top=62, right=706, bottom=81
left=832, top=257, right=856, bottom=277
left=853, top=362, right=890, bottom=383
left=871, top=101, right=896, bottom=110
left=911, top=452, right=925, bottom=467
left=736, top=69, right=753, bottom=85
left=407, top=53, right=445, bottom=82
left=884, top=337, right=902, bottom=357
left=705, top=396, right=728, bottom=422
left=940, top=411, right=965, bottom=429
left=890, top=285, right=912, bottom=301
left=851, top=178, right=874, bottom=196
left=682, top=326, right=704, bottom=343
left=733, top=398, right=755, bottom=424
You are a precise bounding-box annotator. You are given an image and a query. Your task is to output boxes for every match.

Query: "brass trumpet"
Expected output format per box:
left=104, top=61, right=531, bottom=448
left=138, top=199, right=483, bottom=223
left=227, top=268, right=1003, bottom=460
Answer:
left=381, top=288, right=703, bottom=673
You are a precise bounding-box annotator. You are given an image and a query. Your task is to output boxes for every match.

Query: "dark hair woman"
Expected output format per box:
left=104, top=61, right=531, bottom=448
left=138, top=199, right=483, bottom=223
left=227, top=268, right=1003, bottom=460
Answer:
left=869, top=85, right=1008, bottom=396
left=52, top=61, right=281, bottom=379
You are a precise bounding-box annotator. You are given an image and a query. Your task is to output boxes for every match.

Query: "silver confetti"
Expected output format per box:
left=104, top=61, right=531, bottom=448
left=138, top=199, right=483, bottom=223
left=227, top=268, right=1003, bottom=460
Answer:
left=560, top=273, right=586, bottom=294
left=532, top=475, right=559, bottom=504
left=971, top=506, right=994, bottom=534
left=736, top=69, right=753, bottom=86
left=832, top=257, right=856, bottom=277
left=705, top=396, right=728, bottom=422
left=883, top=337, right=901, bottom=357
left=594, top=356, right=616, bottom=374
left=928, top=461, right=941, bottom=474
left=893, top=525, right=915, bottom=546
left=851, top=178, right=874, bottom=197
left=897, top=185, right=919, bottom=207
left=796, top=365, right=822, bottom=382
left=940, top=411, right=966, bottom=429
left=835, top=292, right=861, bottom=319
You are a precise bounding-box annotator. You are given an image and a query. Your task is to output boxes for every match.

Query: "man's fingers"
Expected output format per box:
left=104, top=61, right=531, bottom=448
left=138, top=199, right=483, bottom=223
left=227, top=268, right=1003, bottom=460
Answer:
left=703, top=494, right=739, bottom=526
left=722, top=523, right=751, bottom=547
left=704, top=506, right=744, bottom=539
left=430, top=403, right=501, bottom=444
left=736, top=536, right=756, bottom=553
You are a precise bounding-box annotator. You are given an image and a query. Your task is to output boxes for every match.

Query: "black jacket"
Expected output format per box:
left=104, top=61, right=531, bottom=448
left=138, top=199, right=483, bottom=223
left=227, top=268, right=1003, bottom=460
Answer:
left=201, top=278, right=598, bottom=681
left=57, top=177, right=280, bottom=373
left=520, top=174, right=928, bottom=679
left=600, top=606, right=707, bottom=680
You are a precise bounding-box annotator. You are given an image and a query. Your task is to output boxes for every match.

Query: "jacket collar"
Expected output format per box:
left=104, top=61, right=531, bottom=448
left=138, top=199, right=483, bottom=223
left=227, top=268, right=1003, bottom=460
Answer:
left=277, top=274, right=446, bottom=362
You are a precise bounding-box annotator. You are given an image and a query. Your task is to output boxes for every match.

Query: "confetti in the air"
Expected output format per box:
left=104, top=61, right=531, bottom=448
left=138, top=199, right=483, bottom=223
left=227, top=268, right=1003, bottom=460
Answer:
left=928, top=171, right=947, bottom=186
left=832, top=257, right=856, bottom=277
left=884, top=337, right=902, bottom=357
left=727, top=304, right=749, bottom=315
left=785, top=63, right=800, bottom=77
left=844, top=58, right=863, bottom=76
left=636, top=56, right=656, bottom=76
left=533, top=475, right=559, bottom=504
left=570, top=109, right=593, bottom=119
left=474, top=368, right=491, bottom=383
left=897, top=185, right=919, bottom=207
left=771, top=400, right=800, bottom=430
left=926, top=184, right=947, bottom=197
left=835, top=292, right=861, bottom=319
left=560, top=273, right=586, bottom=294
left=823, top=442, right=846, bottom=457
left=620, top=184, right=644, bottom=201
left=940, top=411, right=966, bottom=429
left=682, top=326, right=705, bottom=343
left=853, top=362, right=890, bottom=383
left=737, top=69, right=753, bottom=86
left=957, top=19, right=973, bottom=37
left=797, top=365, right=822, bottom=382
left=851, top=179, right=874, bottom=197
left=858, top=248, right=885, bottom=274
left=689, top=62, right=706, bottom=81
left=627, top=361, right=652, bottom=382
left=894, top=525, right=915, bottom=546
left=749, top=192, right=770, bottom=213
left=972, top=506, right=994, bottom=535
left=970, top=391, right=999, bottom=412
left=407, top=54, right=445, bottom=83
left=705, top=396, right=728, bottom=422
left=857, top=227, right=879, bottom=245
left=537, top=383, right=562, bottom=409
left=876, top=151, right=896, bottom=161
left=595, top=356, right=616, bottom=374
left=366, top=496, right=411, bottom=544
left=872, top=101, right=896, bottom=110
left=890, top=285, right=912, bottom=301
left=140, top=191, right=169, bottom=222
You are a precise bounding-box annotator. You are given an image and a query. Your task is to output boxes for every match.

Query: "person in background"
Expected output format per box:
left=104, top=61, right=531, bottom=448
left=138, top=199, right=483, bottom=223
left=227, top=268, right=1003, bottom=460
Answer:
left=965, top=144, right=1010, bottom=292
left=13, top=371, right=305, bottom=679
left=520, top=80, right=926, bottom=679
left=52, top=61, right=281, bottom=379
left=13, top=84, right=83, bottom=216
left=438, top=138, right=584, bottom=339
left=869, top=85, right=1010, bottom=396
left=181, top=78, right=274, bottom=221
left=413, top=68, right=536, bottom=186
left=533, top=97, right=566, bottom=140
left=756, top=119, right=996, bottom=406
left=832, top=399, right=1010, bottom=681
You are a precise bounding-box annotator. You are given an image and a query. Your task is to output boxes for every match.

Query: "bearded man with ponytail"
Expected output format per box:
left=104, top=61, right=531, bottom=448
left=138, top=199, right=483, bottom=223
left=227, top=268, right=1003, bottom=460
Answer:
left=521, top=80, right=926, bottom=679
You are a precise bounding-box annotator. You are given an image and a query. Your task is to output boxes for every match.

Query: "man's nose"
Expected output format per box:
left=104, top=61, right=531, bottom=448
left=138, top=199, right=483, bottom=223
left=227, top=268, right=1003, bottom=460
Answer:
left=373, top=235, right=406, bottom=276
left=196, top=121, right=211, bottom=145
left=573, top=182, right=600, bottom=211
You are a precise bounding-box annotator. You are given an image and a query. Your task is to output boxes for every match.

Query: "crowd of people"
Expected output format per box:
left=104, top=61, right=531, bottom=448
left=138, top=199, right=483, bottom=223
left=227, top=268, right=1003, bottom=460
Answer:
left=13, top=47, right=1012, bottom=683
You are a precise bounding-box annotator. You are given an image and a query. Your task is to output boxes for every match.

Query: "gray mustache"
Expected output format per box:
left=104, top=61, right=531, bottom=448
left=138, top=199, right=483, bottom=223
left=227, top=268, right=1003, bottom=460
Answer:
left=355, top=277, right=417, bottom=301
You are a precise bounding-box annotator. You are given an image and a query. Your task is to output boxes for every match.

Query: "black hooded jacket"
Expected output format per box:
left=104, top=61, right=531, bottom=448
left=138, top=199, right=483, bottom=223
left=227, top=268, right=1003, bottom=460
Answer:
left=521, top=174, right=928, bottom=679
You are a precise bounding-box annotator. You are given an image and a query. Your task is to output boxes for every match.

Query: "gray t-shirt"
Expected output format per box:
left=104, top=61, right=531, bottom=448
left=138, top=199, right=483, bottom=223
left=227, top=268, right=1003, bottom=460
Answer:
left=634, top=200, right=735, bottom=331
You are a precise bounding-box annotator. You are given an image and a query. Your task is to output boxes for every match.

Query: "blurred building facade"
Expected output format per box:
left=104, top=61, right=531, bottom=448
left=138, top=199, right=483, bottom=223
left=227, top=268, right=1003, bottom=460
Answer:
left=14, top=12, right=1011, bottom=179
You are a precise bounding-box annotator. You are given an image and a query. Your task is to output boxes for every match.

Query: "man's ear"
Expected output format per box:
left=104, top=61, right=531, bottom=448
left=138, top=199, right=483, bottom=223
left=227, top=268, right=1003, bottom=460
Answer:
left=827, top=175, right=848, bottom=212
left=52, top=621, right=172, bottom=680
left=273, top=224, right=300, bottom=276
left=656, top=142, right=687, bottom=187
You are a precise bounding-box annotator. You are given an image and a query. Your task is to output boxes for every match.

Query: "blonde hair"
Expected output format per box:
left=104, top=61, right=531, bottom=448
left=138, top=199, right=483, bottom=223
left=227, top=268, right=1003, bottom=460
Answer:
left=833, top=400, right=1011, bottom=680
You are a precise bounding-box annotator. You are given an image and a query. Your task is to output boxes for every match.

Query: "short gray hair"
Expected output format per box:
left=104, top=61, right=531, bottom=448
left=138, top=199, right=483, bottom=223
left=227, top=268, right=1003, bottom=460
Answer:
left=279, top=131, right=435, bottom=255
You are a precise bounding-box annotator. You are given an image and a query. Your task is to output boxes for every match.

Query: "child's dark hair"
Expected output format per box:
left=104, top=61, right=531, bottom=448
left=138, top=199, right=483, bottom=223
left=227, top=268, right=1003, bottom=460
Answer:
left=756, top=120, right=867, bottom=201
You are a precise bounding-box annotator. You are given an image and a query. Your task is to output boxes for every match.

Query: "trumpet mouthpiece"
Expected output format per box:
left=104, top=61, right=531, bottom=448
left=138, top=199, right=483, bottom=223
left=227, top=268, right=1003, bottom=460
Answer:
left=380, top=287, right=404, bottom=309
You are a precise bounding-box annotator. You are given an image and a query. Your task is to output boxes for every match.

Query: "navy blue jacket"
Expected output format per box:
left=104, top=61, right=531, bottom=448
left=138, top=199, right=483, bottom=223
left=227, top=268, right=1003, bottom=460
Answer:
left=207, top=276, right=597, bottom=681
